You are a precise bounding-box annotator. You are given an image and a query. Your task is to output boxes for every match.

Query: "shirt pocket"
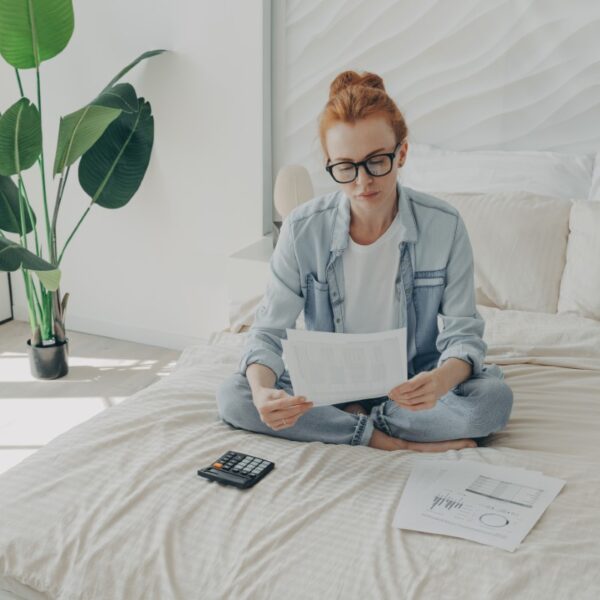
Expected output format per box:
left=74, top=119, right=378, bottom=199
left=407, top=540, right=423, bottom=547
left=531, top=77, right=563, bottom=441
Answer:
left=413, top=268, right=446, bottom=354
left=304, top=273, right=334, bottom=331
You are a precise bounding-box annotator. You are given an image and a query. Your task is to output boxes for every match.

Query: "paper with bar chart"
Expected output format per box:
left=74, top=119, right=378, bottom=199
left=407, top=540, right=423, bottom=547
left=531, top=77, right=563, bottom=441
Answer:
left=281, top=328, right=407, bottom=405
left=393, top=459, right=565, bottom=551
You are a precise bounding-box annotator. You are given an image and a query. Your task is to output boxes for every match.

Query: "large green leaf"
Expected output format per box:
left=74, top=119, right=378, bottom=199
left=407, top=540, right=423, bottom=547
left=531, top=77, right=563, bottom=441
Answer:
left=0, top=0, right=74, bottom=69
left=0, top=174, right=36, bottom=233
left=100, top=50, right=166, bottom=93
left=78, top=98, right=154, bottom=209
left=0, top=98, right=42, bottom=175
left=91, top=83, right=138, bottom=114
left=34, top=268, right=60, bottom=291
left=53, top=104, right=122, bottom=176
left=0, top=237, right=60, bottom=291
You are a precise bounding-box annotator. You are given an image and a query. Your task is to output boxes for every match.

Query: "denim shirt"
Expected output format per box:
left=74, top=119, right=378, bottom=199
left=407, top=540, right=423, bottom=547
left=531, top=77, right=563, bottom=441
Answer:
left=239, top=181, right=488, bottom=386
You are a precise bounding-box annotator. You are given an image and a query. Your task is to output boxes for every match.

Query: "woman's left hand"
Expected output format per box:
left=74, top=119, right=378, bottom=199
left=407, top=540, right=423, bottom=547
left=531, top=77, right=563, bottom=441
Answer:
left=388, top=369, right=449, bottom=411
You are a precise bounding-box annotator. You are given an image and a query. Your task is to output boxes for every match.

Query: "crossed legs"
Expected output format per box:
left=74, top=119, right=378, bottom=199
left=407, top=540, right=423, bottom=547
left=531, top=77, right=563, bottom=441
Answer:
left=216, top=369, right=513, bottom=452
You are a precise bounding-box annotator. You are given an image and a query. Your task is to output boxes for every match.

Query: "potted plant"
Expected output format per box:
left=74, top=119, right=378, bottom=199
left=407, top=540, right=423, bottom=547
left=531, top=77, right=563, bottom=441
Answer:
left=0, top=0, right=164, bottom=379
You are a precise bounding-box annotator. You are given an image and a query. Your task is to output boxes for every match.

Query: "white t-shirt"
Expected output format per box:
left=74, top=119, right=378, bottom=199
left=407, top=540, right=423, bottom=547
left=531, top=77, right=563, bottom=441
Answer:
left=342, top=212, right=402, bottom=333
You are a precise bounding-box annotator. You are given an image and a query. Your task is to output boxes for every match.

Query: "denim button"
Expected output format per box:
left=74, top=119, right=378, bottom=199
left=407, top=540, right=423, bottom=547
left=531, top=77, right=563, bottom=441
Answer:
left=332, top=292, right=337, bottom=297
left=336, top=318, right=340, bottom=323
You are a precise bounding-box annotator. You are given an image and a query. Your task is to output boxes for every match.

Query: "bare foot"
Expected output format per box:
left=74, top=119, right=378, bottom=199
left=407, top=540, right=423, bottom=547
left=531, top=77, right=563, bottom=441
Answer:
left=368, top=428, right=477, bottom=452
left=342, top=402, right=368, bottom=416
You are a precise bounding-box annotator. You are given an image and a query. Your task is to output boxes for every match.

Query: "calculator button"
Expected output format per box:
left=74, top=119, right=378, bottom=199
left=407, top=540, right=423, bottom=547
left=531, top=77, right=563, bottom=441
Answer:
left=212, top=463, right=223, bottom=469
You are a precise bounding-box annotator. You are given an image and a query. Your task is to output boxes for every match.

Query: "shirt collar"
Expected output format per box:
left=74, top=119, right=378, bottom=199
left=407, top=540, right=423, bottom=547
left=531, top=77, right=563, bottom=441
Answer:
left=330, top=181, right=418, bottom=253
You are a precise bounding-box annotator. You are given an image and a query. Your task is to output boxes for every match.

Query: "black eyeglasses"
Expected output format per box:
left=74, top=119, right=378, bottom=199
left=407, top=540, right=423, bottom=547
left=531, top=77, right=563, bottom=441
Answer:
left=325, top=143, right=401, bottom=183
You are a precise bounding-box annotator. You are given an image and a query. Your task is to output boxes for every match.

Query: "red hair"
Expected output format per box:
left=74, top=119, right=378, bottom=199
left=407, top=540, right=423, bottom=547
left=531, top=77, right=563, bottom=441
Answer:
left=318, top=70, right=408, bottom=157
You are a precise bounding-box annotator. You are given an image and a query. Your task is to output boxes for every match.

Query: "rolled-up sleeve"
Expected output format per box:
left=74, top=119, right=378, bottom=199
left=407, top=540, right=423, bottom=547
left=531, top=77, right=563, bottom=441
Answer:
left=238, top=216, right=305, bottom=382
left=436, top=214, right=487, bottom=376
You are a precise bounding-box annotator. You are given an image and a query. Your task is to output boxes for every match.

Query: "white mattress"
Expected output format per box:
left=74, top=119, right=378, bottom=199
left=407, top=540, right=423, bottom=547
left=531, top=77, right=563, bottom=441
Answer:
left=1, top=308, right=600, bottom=599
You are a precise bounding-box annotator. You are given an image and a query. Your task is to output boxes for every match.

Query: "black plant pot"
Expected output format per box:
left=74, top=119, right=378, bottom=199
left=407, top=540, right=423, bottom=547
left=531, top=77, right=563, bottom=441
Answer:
left=26, top=338, right=69, bottom=379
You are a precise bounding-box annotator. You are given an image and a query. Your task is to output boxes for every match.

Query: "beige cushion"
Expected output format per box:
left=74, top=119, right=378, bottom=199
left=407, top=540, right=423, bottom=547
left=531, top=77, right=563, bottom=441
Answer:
left=557, top=200, right=600, bottom=320
left=435, top=191, right=572, bottom=313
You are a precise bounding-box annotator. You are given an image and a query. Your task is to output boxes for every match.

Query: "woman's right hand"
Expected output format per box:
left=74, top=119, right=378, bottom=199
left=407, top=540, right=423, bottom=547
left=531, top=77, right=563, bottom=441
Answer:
left=253, top=388, right=314, bottom=430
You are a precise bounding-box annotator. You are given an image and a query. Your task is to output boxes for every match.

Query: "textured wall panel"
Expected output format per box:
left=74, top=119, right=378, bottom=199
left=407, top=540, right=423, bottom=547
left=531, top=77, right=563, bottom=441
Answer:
left=272, top=0, right=600, bottom=197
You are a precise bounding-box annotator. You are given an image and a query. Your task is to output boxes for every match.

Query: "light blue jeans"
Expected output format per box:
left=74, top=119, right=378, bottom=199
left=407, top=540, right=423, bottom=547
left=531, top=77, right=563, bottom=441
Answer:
left=216, top=364, right=513, bottom=447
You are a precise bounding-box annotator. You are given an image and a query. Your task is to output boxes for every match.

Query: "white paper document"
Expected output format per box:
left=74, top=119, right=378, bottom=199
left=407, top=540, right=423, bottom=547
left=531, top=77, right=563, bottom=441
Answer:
left=281, top=328, right=407, bottom=405
left=393, top=459, right=566, bottom=552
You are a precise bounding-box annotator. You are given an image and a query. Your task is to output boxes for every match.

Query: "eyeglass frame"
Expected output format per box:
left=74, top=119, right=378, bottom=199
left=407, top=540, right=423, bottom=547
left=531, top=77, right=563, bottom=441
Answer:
left=325, top=142, right=402, bottom=183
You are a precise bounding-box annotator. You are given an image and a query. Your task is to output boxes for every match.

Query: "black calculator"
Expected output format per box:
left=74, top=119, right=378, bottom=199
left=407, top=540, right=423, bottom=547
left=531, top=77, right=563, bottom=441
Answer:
left=197, top=450, right=275, bottom=489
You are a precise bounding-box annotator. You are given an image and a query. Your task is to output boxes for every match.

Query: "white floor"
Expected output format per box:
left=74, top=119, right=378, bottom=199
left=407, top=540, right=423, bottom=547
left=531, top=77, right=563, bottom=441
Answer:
left=0, top=320, right=182, bottom=476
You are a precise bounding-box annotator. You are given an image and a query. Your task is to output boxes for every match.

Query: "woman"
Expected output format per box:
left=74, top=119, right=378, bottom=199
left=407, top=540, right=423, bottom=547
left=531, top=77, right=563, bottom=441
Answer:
left=217, top=70, right=513, bottom=452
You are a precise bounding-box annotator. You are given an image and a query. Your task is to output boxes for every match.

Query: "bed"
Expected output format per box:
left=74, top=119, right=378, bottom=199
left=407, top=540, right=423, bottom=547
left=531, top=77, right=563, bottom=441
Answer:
left=1, top=306, right=600, bottom=599
left=2, top=156, right=600, bottom=598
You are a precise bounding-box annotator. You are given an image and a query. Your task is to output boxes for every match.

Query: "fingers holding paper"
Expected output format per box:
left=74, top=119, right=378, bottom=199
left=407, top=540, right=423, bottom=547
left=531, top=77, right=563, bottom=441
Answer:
left=252, top=388, right=314, bottom=430
left=388, top=370, right=447, bottom=411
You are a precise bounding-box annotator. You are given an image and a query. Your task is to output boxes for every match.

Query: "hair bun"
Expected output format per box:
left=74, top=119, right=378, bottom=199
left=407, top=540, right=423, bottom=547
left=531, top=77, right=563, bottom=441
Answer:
left=329, top=70, right=386, bottom=99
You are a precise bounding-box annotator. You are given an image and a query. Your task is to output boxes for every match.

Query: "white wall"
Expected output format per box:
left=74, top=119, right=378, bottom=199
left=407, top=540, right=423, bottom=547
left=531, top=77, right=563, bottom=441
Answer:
left=0, top=0, right=269, bottom=349
left=273, top=0, right=600, bottom=197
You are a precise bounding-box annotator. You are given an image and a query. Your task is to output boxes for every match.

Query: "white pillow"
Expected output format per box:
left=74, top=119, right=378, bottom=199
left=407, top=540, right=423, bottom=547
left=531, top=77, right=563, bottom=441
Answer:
left=557, top=200, right=600, bottom=321
left=435, top=191, right=572, bottom=314
left=401, top=142, right=594, bottom=200
left=589, top=153, right=600, bottom=201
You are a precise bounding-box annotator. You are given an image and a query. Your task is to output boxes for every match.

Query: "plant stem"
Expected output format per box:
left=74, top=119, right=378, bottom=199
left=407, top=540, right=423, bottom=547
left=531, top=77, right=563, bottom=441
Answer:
left=21, top=270, right=37, bottom=332
left=14, top=68, right=24, bottom=96
left=35, top=67, right=52, bottom=265
left=14, top=67, right=52, bottom=339
left=17, top=174, right=40, bottom=257
left=16, top=174, right=40, bottom=333
left=58, top=202, right=92, bottom=266
left=49, top=168, right=71, bottom=334
left=51, top=166, right=70, bottom=262
left=14, top=69, right=40, bottom=257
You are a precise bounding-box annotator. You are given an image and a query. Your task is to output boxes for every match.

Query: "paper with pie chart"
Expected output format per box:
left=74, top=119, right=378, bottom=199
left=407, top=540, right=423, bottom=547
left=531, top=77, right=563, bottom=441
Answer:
left=393, top=459, right=566, bottom=552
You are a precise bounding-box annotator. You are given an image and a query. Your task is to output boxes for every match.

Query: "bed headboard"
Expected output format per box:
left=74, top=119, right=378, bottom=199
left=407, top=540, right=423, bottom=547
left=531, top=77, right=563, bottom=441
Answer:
left=272, top=0, right=600, bottom=197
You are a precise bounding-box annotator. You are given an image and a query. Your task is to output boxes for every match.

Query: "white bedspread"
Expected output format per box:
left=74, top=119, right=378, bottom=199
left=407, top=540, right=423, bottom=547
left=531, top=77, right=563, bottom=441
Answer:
left=1, top=309, right=599, bottom=599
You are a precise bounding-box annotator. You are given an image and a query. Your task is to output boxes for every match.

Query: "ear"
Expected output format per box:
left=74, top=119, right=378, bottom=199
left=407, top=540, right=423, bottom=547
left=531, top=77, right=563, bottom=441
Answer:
left=398, top=140, right=408, bottom=167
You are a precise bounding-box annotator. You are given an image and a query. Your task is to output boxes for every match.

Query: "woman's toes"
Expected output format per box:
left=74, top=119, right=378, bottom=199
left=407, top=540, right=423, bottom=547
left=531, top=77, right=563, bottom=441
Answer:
left=407, top=438, right=477, bottom=453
